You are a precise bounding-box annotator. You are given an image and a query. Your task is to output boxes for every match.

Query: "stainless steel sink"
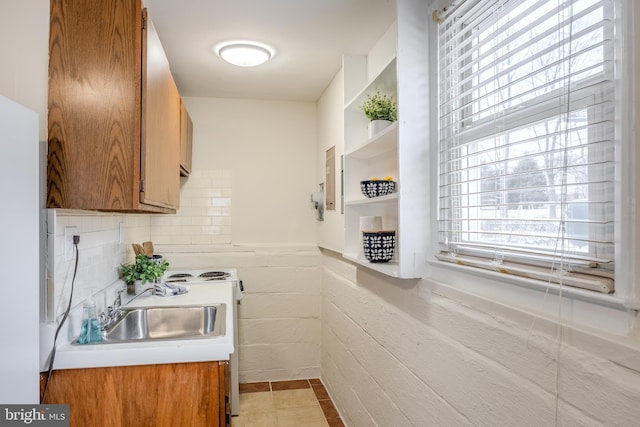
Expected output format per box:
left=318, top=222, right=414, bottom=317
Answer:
left=80, top=304, right=226, bottom=344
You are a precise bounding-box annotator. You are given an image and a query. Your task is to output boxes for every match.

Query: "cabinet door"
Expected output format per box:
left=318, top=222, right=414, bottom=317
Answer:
left=47, top=0, right=179, bottom=213
left=180, top=99, right=193, bottom=176
left=140, top=8, right=181, bottom=209
left=47, top=0, right=142, bottom=211
left=42, top=362, right=225, bottom=426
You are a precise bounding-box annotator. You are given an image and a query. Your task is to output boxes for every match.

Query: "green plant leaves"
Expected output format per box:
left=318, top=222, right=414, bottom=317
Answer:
left=120, top=253, right=169, bottom=284
left=361, top=91, right=398, bottom=122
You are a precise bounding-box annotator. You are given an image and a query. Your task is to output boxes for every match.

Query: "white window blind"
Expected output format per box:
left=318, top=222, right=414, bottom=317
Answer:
left=437, top=0, right=616, bottom=293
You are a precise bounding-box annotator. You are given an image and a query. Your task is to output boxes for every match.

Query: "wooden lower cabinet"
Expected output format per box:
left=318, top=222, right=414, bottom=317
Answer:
left=42, top=361, right=230, bottom=427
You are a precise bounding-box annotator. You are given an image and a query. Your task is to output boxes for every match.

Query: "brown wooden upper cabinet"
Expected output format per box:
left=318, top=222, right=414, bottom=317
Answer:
left=180, top=99, right=193, bottom=177
left=47, top=0, right=180, bottom=213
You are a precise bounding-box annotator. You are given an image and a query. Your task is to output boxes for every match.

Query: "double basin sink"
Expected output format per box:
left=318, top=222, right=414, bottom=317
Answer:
left=81, top=304, right=226, bottom=344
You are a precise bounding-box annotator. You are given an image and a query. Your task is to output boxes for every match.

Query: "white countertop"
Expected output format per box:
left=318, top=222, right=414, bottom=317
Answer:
left=53, top=282, right=235, bottom=370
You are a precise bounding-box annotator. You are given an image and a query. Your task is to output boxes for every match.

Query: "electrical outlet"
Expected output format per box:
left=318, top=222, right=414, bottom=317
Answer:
left=64, top=226, right=79, bottom=261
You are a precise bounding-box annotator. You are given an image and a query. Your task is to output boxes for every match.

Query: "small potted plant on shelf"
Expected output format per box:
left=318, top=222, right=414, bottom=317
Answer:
left=361, top=91, right=398, bottom=137
left=120, top=253, right=169, bottom=295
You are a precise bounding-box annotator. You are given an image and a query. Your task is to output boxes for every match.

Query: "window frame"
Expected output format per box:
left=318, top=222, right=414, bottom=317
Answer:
left=425, top=0, right=640, bottom=335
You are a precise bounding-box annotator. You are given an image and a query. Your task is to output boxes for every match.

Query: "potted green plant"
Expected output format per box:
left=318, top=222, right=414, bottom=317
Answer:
left=361, top=91, right=398, bottom=137
left=120, top=254, right=169, bottom=294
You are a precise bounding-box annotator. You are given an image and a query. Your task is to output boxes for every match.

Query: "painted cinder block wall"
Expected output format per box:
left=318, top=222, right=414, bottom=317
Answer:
left=320, top=252, right=640, bottom=426
left=153, top=245, right=323, bottom=382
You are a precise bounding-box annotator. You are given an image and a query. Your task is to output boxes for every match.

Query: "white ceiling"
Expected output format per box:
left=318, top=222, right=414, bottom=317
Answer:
left=143, top=0, right=397, bottom=102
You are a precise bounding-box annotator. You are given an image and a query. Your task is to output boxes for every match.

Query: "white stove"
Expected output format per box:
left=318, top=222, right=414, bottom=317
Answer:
left=164, top=267, right=242, bottom=416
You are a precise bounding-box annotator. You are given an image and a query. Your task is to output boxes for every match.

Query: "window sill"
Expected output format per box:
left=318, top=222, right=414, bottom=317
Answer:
left=425, top=258, right=638, bottom=336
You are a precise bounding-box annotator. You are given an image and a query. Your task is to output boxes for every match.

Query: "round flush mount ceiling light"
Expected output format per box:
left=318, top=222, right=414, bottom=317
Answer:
left=214, top=41, right=275, bottom=67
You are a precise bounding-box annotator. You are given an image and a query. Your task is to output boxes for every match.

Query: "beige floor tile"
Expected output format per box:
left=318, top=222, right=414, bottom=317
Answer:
left=272, top=388, right=319, bottom=409
left=231, top=412, right=279, bottom=427
left=276, top=406, right=329, bottom=427
left=237, top=380, right=344, bottom=427
left=239, top=391, right=276, bottom=414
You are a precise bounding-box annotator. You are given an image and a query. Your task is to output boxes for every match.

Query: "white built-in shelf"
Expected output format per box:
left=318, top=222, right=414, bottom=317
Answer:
left=345, top=122, right=398, bottom=158
left=345, top=57, right=398, bottom=113
left=341, top=0, right=429, bottom=280
left=343, top=253, right=401, bottom=278
left=345, top=193, right=398, bottom=206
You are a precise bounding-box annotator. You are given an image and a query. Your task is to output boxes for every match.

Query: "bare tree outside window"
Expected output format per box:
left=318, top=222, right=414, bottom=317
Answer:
left=440, top=0, right=613, bottom=257
left=438, top=0, right=616, bottom=287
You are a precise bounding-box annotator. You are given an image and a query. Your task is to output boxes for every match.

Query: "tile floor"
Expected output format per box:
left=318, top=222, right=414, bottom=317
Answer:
left=232, top=379, right=345, bottom=427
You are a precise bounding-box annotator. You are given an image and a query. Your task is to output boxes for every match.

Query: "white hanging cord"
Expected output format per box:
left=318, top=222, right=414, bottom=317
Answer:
left=523, top=2, right=576, bottom=425
left=552, top=3, right=577, bottom=424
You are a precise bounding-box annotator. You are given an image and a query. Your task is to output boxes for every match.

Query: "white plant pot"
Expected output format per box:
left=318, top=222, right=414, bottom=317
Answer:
left=134, top=280, right=154, bottom=296
left=368, top=120, right=393, bottom=138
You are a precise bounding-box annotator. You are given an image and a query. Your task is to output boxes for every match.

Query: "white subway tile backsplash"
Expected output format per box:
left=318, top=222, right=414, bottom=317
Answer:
left=191, top=197, right=209, bottom=207
left=211, top=198, right=231, bottom=207
left=211, top=216, right=230, bottom=226
left=203, top=207, right=223, bottom=217
left=171, top=234, right=193, bottom=245
left=152, top=235, right=172, bottom=245
left=202, top=189, right=224, bottom=197
left=49, top=210, right=151, bottom=320
left=191, top=216, right=212, bottom=226
left=150, top=169, right=233, bottom=246
left=212, top=234, right=231, bottom=244
left=191, top=234, right=213, bottom=244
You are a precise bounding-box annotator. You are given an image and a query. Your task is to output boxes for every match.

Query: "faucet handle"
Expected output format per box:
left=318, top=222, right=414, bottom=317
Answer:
left=114, top=287, right=126, bottom=307
left=98, top=311, right=107, bottom=331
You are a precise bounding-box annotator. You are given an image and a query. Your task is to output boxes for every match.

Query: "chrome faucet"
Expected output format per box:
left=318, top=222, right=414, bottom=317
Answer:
left=100, top=287, right=127, bottom=331
left=113, top=287, right=125, bottom=312
left=124, top=286, right=155, bottom=306
left=100, top=286, right=156, bottom=332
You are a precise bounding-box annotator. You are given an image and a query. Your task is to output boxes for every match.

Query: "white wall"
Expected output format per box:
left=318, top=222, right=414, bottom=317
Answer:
left=0, top=0, right=48, bottom=142
left=0, top=96, right=40, bottom=403
left=159, top=97, right=318, bottom=245
left=315, top=67, right=345, bottom=252
left=152, top=97, right=322, bottom=381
